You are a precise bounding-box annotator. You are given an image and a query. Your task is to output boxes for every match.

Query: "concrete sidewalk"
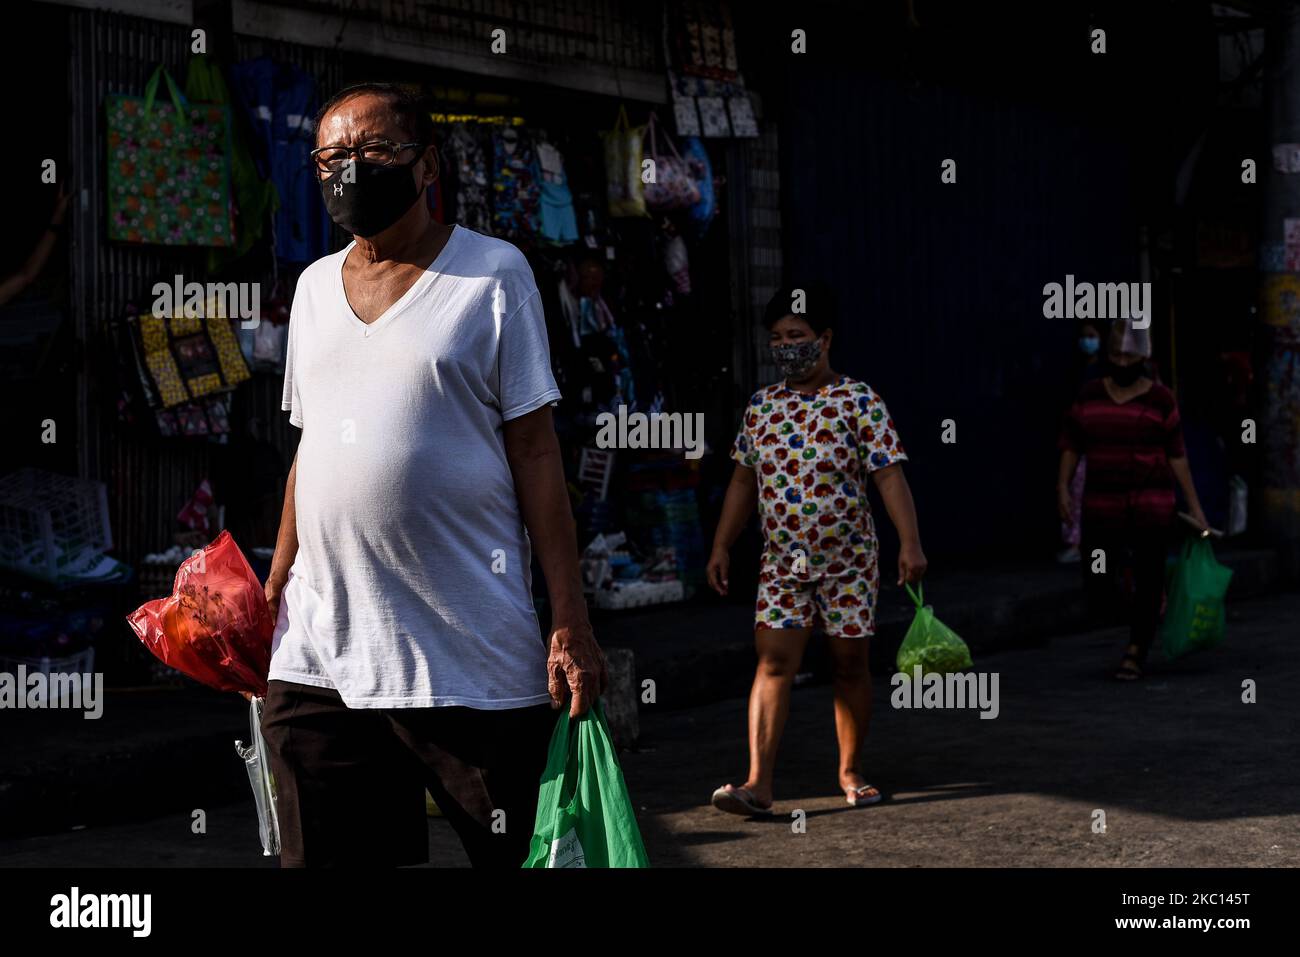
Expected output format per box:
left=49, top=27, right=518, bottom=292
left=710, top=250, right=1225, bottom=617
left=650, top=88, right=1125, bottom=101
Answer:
left=595, top=544, right=1286, bottom=710
left=0, top=545, right=1287, bottom=840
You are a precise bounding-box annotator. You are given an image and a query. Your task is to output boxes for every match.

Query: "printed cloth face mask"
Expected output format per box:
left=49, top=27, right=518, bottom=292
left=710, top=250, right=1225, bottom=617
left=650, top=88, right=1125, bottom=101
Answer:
left=319, top=154, right=422, bottom=237
left=772, top=338, right=822, bottom=379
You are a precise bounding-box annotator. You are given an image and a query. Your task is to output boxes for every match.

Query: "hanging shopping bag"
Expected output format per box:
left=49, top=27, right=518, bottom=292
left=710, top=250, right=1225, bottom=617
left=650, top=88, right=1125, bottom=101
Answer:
left=127, top=300, right=251, bottom=409
left=895, top=583, right=973, bottom=678
left=642, top=112, right=701, bottom=213
left=1160, top=535, right=1233, bottom=660
left=681, top=136, right=717, bottom=235
left=106, top=63, right=234, bottom=246
left=235, top=695, right=281, bottom=856
left=523, top=700, right=649, bottom=868
left=601, top=105, right=650, bottom=219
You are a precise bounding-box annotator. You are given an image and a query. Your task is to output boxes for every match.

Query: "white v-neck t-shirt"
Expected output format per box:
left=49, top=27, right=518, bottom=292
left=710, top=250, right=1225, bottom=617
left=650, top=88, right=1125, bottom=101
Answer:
left=269, top=225, right=562, bottom=708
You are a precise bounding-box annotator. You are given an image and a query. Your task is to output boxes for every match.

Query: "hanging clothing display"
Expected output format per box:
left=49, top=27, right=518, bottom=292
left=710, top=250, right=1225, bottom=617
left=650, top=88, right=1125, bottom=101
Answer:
left=491, top=125, right=541, bottom=243
left=443, top=123, right=492, bottom=234
left=536, top=140, right=579, bottom=245
left=228, top=57, right=333, bottom=263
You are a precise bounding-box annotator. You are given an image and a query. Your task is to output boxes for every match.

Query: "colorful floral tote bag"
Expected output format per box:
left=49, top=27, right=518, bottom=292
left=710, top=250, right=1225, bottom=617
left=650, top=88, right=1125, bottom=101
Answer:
left=106, top=64, right=234, bottom=246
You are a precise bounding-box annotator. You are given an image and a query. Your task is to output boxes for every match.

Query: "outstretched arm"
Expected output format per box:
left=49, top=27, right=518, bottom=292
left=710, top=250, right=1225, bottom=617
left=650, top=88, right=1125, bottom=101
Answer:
left=0, top=187, right=69, bottom=308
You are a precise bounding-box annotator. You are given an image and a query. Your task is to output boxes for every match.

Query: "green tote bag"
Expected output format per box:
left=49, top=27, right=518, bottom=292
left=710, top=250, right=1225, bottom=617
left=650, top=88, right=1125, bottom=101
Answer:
left=1161, top=536, right=1233, bottom=660
left=523, top=701, right=649, bottom=868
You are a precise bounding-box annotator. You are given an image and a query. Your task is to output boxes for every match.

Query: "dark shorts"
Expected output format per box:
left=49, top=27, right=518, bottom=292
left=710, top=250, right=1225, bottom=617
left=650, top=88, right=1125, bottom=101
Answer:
left=261, top=679, right=556, bottom=868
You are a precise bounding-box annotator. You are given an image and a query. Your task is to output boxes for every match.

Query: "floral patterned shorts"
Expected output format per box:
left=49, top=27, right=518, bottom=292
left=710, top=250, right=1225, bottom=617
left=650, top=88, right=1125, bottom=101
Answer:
left=754, top=552, right=880, bottom=639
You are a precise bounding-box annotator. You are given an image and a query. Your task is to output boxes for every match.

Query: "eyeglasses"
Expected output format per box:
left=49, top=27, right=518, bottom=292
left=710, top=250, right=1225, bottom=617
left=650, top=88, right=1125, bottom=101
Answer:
left=310, top=139, right=425, bottom=173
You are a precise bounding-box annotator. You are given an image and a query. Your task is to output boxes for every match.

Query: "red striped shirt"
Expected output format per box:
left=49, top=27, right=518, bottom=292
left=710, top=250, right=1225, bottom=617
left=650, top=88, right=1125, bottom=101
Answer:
left=1059, top=380, right=1186, bottom=529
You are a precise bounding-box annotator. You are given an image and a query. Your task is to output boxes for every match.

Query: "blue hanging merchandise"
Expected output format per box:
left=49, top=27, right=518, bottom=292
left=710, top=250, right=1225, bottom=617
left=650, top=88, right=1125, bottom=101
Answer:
left=537, top=139, right=579, bottom=245
left=681, top=136, right=716, bottom=236
left=229, top=58, right=333, bottom=263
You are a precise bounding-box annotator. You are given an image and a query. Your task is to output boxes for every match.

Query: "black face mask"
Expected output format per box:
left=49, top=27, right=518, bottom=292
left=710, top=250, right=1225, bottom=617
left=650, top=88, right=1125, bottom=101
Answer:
left=320, top=155, right=422, bottom=237
left=1107, top=359, right=1147, bottom=386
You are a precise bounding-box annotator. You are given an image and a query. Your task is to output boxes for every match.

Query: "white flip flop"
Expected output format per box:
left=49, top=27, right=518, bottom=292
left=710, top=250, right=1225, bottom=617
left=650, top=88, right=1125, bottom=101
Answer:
left=845, top=784, right=883, bottom=807
left=711, top=784, right=774, bottom=816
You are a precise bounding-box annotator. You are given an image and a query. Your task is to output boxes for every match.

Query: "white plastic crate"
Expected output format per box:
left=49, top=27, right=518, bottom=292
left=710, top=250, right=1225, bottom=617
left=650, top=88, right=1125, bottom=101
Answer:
left=0, top=647, right=96, bottom=707
left=0, top=469, right=113, bottom=584
left=593, top=579, right=684, bottom=610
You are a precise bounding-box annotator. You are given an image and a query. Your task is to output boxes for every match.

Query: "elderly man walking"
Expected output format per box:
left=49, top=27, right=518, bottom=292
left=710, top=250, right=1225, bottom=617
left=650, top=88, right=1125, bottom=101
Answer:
left=260, top=83, right=605, bottom=868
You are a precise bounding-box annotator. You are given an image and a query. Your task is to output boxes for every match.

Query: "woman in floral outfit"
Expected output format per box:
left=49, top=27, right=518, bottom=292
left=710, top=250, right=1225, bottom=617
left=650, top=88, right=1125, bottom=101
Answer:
left=708, top=284, right=927, bottom=815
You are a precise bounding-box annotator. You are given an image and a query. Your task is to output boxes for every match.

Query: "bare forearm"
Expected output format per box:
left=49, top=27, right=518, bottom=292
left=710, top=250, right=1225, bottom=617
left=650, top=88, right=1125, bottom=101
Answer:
left=267, top=452, right=299, bottom=590
left=509, top=439, right=589, bottom=626
left=874, top=465, right=921, bottom=545
left=0, top=234, right=55, bottom=307
left=20, top=230, right=57, bottom=285
left=1058, top=449, right=1079, bottom=490
left=711, top=467, right=757, bottom=552
left=1168, top=456, right=1203, bottom=512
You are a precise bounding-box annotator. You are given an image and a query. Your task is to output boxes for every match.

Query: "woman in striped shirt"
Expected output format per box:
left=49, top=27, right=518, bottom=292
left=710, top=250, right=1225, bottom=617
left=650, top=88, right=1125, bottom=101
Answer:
left=1057, top=321, right=1209, bottom=680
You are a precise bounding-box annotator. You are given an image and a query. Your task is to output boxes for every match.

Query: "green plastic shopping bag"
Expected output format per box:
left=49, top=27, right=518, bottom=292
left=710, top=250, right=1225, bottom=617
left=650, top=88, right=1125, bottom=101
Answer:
left=895, top=583, right=973, bottom=677
left=1161, top=536, right=1232, bottom=660
left=523, top=700, right=649, bottom=868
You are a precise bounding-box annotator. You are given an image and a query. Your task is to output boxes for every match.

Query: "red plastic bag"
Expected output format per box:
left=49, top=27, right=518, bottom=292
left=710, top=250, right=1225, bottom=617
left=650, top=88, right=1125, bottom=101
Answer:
left=126, top=530, right=272, bottom=696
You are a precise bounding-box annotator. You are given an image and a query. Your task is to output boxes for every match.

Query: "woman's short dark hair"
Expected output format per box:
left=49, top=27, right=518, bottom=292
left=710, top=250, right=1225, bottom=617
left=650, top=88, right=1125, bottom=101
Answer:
left=314, top=82, right=434, bottom=148
left=763, top=281, right=837, bottom=335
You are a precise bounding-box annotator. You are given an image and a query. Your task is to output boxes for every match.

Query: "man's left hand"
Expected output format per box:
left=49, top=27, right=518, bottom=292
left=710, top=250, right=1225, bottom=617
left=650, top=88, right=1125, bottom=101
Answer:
left=547, top=621, right=608, bottom=718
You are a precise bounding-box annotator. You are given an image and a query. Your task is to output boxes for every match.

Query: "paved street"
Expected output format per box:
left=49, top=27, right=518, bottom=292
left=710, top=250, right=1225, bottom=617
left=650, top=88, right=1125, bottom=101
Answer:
left=1, top=589, right=1296, bottom=868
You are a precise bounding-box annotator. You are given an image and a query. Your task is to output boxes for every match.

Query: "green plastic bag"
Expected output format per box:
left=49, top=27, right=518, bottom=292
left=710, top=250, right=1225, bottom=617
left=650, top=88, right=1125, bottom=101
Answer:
left=895, top=583, right=973, bottom=677
left=523, top=700, right=649, bottom=868
left=1161, top=536, right=1232, bottom=660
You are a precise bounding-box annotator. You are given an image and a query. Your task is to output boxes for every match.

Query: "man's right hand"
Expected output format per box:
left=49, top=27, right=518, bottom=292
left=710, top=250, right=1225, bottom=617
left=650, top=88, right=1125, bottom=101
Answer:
left=706, top=547, right=730, bottom=596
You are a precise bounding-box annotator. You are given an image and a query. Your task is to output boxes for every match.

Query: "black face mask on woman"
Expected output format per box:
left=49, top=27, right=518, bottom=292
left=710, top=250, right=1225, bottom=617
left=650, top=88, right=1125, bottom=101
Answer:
left=1107, top=359, right=1148, bottom=386
left=319, top=154, right=422, bottom=237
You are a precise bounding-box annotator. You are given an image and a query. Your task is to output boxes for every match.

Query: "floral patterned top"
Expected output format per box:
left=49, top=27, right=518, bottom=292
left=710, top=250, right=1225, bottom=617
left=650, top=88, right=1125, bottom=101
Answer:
left=731, top=376, right=907, bottom=574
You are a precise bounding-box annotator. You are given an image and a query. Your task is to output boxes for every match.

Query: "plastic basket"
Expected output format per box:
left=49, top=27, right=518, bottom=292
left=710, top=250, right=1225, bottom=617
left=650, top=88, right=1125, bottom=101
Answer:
left=593, top=579, right=684, bottom=610
left=0, top=647, right=96, bottom=707
left=0, top=470, right=113, bottom=584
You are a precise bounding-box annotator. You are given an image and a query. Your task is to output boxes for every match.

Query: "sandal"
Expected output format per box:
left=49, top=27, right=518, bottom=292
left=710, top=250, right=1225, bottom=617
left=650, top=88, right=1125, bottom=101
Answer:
left=1115, top=655, right=1143, bottom=681
left=711, top=784, right=773, bottom=817
left=845, top=784, right=883, bottom=806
